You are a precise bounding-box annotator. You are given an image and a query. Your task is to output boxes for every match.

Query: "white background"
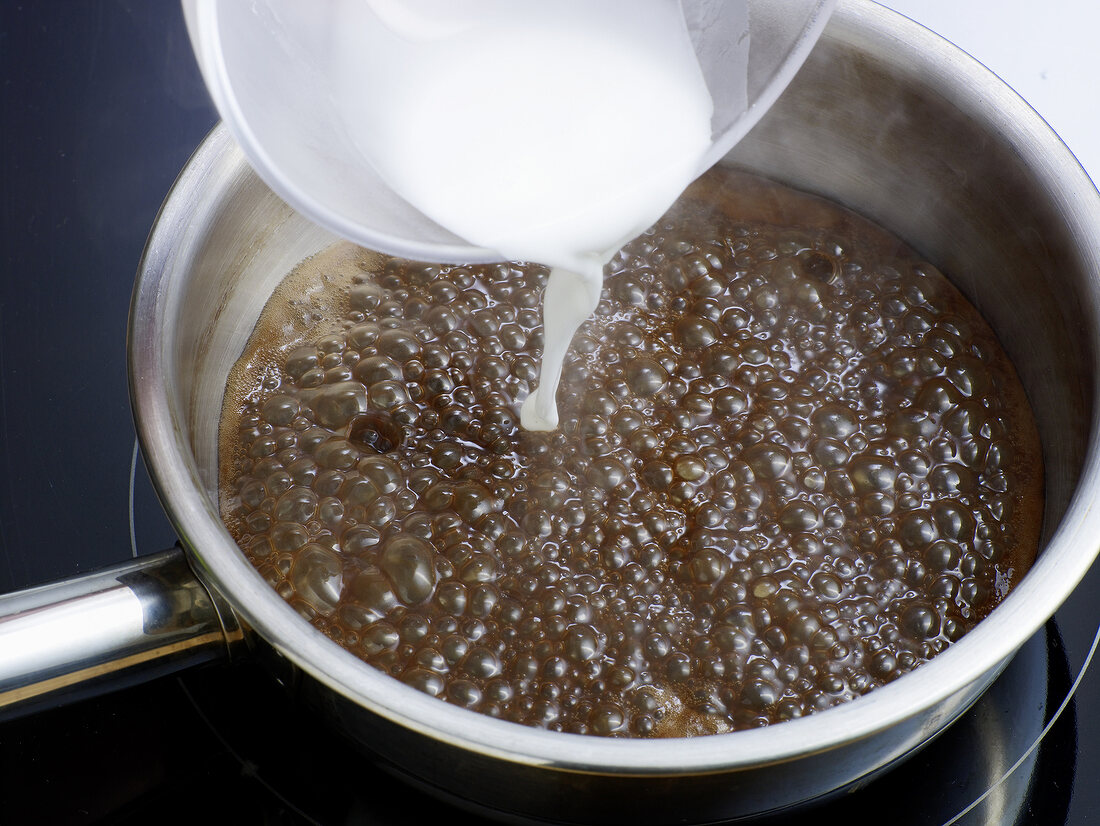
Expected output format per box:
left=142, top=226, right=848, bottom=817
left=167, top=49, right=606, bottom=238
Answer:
left=881, top=0, right=1100, bottom=185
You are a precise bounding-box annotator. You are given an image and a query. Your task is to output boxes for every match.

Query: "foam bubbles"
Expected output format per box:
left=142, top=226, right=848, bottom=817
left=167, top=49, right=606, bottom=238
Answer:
left=220, top=170, right=1042, bottom=738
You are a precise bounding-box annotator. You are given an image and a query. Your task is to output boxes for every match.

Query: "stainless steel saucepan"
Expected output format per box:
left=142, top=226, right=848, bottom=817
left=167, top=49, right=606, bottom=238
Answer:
left=1, top=2, right=1098, bottom=822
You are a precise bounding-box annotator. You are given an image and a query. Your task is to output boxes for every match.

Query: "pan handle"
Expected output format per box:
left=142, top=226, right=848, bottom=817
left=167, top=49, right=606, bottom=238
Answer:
left=0, top=547, right=243, bottom=719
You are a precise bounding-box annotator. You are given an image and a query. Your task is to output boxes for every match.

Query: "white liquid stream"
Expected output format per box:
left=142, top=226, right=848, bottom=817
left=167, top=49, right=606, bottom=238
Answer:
left=339, top=0, right=718, bottom=429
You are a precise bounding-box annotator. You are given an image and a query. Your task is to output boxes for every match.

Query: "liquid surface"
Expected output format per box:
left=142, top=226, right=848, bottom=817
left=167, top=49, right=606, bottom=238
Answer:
left=220, top=170, right=1042, bottom=737
left=337, top=0, right=720, bottom=429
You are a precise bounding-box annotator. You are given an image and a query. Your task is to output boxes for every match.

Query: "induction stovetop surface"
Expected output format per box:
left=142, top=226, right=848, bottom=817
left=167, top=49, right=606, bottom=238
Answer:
left=2, top=4, right=1098, bottom=824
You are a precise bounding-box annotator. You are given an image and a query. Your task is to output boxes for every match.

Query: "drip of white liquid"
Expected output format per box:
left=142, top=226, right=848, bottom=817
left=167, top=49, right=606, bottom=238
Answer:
left=521, top=267, right=604, bottom=430
left=337, top=0, right=719, bottom=430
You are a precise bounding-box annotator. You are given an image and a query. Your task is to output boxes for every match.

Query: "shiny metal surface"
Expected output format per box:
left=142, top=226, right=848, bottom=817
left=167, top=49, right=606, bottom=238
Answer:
left=0, top=548, right=239, bottom=718
left=124, top=0, right=1100, bottom=821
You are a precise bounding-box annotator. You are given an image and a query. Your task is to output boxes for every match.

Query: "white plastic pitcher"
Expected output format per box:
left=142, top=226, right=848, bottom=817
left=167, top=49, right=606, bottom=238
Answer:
left=183, top=0, right=836, bottom=264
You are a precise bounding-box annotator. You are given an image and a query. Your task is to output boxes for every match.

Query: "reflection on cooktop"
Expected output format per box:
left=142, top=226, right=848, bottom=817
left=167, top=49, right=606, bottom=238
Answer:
left=0, top=619, right=1074, bottom=825
left=1, top=3, right=1099, bottom=825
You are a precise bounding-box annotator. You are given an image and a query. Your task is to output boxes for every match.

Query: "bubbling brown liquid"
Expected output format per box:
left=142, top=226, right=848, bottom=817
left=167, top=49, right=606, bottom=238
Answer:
left=219, top=170, right=1042, bottom=737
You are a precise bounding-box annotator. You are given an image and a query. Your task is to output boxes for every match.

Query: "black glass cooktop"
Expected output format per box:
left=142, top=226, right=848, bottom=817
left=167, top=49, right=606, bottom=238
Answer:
left=2, top=4, right=1098, bottom=824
